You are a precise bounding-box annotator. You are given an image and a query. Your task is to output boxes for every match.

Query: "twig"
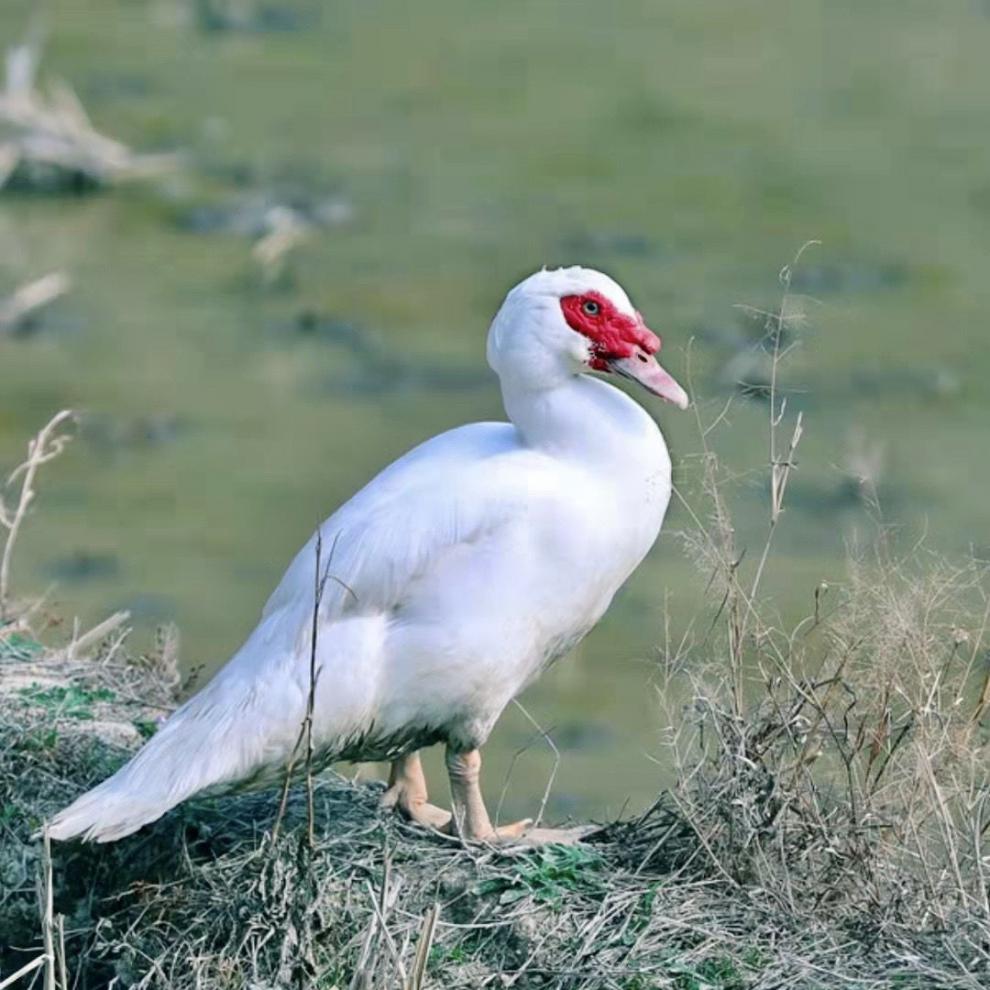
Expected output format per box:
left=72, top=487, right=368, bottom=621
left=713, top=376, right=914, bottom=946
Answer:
left=66, top=609, right=130, bottom=660
left=0, top=409, right=75, bottom=618
left=56, top=914, right=67, bottom=990
left=0, top=955, right=47, bottom=990
left=303, top=528, right=326, bottom=850
left=741, top=242, right=817, bottom=634
left=405, top=903, right=439, bottom=990
left=39, top=828, right=56, bottom=990
left=0, top=272, right=70, bottom=335
left=271, top=529, right=339, bottom=844
left=493, top=700, right=560, bottom=828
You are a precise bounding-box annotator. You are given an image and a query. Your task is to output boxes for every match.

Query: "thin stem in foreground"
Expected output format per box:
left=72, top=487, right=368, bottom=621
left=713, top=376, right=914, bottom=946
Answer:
left=0, top=409, right=75, bottom=619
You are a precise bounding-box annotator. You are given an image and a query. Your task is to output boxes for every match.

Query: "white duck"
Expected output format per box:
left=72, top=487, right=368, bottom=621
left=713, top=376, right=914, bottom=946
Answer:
left=50, top=266, right=688, bottom=845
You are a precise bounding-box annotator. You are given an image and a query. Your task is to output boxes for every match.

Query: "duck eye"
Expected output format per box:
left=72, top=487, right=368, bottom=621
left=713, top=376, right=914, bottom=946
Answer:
left=582, top=299, right=600, bottom=316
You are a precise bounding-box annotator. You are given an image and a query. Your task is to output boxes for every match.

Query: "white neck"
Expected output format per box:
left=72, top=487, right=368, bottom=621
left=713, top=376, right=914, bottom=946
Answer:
left=500, top=372, right=666, bottom=467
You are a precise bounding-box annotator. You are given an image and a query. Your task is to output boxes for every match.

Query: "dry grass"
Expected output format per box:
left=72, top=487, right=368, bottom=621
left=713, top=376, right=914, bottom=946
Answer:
left=650, top=550, right=990, bottom=988
left=0, top=35, right=174, bottom=194
left=2, top=600, right=987, bottom=989
left=0, top=273, right=71, bottom=339
left=1, top=253, right=989, bottom=987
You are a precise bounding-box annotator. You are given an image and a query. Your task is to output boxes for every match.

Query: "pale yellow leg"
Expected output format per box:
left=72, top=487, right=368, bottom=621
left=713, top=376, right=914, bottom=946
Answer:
left=444, top=747, right=532, bottom=842
left=379, top=751, right=451, bottom=831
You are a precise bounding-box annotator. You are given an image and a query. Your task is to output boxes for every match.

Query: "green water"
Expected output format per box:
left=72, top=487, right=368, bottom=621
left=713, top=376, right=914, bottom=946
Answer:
left=1, top=0, right=988, bottom=821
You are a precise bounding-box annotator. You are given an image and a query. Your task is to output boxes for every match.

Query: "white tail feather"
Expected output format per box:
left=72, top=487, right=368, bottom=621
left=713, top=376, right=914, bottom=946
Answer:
left=48, top=700, right=234, bottom=842
left=49, top=621, right=306, bottom=842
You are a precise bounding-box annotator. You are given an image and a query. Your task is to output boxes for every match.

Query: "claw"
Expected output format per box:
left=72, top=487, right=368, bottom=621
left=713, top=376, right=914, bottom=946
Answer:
left=490, top=817, right=534, bottom=841
left=448, top=816, right=534, bottom=843
left=514, top=824, right=596, bottom=846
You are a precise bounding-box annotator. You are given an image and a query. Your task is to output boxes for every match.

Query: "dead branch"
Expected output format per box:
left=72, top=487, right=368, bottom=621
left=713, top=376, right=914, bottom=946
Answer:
left=0, top=272, right=70, bottom=336
left=0, top=40, right=175, bottom=192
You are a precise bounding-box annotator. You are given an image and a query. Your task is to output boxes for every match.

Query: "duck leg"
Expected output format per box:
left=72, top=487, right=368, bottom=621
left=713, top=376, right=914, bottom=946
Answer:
left=444, top=747, right=532, bottom=841
left=380, top=751, right=452, bottom=830
left=444, top=746, right=597, bottom=846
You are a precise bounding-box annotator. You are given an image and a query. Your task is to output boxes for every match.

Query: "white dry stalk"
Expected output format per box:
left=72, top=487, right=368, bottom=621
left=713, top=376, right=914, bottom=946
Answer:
left=39, top=829, right=56, bottom=990
left=0, top=955, right=46, bottom=990
left=743, top=241, right=818, bottom=622
left=405, top=903, right=439, bottom=990
left=0, top=272, right=71, bottom=335
left=687, top=242, right=814, bottom=712
left=251, top=206, right=309, bottom=284
left=0, top=409, right=76, bottom=619
left=493, top=699, right=561, bottom=828
left=66, top=610, right=131, bottom=660
left=270, top=528, right=343, bottom=845
left=0, top=41, right=174, bottom=190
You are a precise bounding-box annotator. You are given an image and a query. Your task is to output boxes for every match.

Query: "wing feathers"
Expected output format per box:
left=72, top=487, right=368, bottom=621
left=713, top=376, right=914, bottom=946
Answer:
left=49, top=423, right=555, bottom=841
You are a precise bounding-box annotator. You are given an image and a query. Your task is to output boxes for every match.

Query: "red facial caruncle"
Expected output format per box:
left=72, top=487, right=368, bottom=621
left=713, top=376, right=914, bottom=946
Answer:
left=559, top=291, right=661, bottom=370
left=558, top=289, right=689, bottom=409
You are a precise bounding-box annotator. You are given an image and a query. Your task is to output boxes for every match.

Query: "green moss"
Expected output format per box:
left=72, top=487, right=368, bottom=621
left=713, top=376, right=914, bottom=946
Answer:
left=17, top=683, right=116, bottom=720
left=133, top=718, right=159, bottom=739
left=477, top=844, right=605, bottom=908
left=0, top=631, right=45, bottom=661
left=671, top=956, right=747, bottom=990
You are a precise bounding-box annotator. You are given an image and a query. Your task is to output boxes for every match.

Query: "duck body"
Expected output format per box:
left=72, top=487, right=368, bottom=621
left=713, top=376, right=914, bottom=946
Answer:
left=50, top=266, right=686, bottom=844
left=312, top=376, right=671, bottom=762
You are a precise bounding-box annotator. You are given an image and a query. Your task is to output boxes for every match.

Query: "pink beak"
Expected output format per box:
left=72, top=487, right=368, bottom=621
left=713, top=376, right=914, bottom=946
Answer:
left=608, top=349, right=690, bottom=409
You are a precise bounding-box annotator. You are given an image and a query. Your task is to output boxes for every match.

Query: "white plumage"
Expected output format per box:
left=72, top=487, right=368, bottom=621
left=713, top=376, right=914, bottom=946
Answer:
left=50, top=266, right=688, bottom=844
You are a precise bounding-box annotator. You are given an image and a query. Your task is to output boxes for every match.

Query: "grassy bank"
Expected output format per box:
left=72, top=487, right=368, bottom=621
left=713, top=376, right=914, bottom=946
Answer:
left=2, top=541, right=989, bottom=987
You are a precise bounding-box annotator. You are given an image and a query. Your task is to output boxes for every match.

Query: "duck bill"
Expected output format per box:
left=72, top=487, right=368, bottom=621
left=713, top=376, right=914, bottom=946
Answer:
left=608, top=352, right=690, bottom=409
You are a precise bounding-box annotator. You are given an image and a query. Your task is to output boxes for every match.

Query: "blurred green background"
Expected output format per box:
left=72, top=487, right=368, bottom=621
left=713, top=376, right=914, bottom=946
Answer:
left=1, top=0, right=987, bottom=821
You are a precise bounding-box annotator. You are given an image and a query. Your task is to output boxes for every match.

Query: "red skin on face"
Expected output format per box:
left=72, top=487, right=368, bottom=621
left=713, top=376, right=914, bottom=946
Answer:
left=559, top=292, right=661, bottom=370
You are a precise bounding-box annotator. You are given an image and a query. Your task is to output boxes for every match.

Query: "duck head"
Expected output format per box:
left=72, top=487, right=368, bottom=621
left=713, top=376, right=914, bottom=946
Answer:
left=487, top=266, right=689, bottom=409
